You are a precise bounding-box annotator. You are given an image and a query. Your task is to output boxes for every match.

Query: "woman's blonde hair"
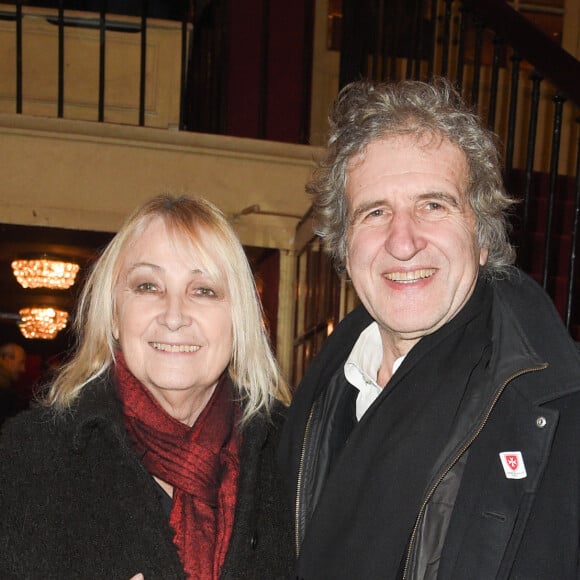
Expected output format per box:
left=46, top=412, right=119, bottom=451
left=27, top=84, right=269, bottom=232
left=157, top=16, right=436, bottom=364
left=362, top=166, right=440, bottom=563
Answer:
left=46, top=194, right=289, bottom=422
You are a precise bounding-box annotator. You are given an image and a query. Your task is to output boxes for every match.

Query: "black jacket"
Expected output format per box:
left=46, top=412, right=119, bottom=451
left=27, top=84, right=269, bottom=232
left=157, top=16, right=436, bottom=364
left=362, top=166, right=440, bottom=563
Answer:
left=279, top=271, right=580, bottom=579
left=0, top=374, right=293, bottom=579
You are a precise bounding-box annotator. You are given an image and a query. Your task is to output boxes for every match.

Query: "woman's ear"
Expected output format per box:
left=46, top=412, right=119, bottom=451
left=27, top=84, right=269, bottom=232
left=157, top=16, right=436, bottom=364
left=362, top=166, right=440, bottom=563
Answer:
left=112, top=314, right=119, bottom=341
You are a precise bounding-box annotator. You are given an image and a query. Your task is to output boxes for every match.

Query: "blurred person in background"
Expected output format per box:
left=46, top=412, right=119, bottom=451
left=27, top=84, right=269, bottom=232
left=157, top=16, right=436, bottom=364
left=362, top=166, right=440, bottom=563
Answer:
left=0, top=342, right=27, bottom=424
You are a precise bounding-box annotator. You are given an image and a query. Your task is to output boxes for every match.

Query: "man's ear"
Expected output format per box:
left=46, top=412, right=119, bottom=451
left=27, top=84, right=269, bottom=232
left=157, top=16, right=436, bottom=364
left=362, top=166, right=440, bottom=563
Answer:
left=479, top=247, right=489, bottom=267
left=345, top=240, right=351, bottom=277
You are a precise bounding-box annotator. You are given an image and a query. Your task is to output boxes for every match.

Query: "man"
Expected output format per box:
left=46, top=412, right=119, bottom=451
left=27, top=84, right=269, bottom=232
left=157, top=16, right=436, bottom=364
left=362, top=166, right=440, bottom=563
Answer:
left=278, top=79, right=580, bottom=579
left=0, top=342, right=27, bottom=424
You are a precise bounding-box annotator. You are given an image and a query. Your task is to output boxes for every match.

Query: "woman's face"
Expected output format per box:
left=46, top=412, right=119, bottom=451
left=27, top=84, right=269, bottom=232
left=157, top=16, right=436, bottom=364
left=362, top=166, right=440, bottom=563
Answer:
left=113, top=217, right=233, bottom=409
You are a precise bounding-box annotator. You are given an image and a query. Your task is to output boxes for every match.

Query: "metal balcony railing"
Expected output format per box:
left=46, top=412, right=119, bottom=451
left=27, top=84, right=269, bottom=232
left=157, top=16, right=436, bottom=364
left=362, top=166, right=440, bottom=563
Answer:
left=0, top=0, right=192, bottom=128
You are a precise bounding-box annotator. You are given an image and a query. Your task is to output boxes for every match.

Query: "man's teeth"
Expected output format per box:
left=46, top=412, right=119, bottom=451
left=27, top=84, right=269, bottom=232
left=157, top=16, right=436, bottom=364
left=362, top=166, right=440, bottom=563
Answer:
left=152, top=343, right=200, bottom=352
left=385, top=269, right=436, bottom=283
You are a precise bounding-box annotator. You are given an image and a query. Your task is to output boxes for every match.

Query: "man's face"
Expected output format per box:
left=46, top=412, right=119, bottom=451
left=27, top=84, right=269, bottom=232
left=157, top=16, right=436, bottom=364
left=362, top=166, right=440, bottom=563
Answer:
left=345, top=134, right=488, bottom=353
left=0, top=346, right=26, bottom=381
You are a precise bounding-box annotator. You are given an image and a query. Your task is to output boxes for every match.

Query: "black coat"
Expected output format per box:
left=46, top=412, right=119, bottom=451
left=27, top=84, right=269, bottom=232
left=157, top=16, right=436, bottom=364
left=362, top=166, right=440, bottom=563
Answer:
left=279, top=271, right=580, bottom=579
left=0, top=374, right=293, bottom=579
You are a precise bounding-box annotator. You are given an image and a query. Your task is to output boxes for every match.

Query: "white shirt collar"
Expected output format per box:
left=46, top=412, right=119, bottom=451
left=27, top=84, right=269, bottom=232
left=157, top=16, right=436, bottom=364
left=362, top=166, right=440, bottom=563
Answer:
left=344, top=322, right=405, bottom=420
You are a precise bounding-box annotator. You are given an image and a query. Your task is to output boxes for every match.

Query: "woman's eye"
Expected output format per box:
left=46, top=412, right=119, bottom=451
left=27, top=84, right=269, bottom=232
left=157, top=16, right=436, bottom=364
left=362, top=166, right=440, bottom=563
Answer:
left=195, top=287, right=217, bottom=297
left=136, top=281, right=157, bottom=292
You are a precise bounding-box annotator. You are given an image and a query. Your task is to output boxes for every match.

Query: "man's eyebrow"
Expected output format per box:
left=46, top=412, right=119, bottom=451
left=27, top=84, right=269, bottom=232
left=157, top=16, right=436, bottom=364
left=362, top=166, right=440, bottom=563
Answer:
left=349, top=189, right=465, bottom=224
left=349, top=199, right=388, bottom=224
left=416, top=191, right=461, bottom=208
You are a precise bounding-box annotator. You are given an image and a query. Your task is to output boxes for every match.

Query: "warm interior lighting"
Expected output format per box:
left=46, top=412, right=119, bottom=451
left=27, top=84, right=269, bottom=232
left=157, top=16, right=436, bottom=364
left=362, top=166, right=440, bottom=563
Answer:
left=11, top=258, right=80, bottom=290
left=327, top=319, right=335, bottom=336
left=18, top=307, right=69, bottom=340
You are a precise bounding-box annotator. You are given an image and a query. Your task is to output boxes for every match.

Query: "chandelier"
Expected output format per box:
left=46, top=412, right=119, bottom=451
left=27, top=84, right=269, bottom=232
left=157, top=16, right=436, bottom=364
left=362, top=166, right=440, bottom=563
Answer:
left=11, top=257, right=80, bottom=290
left=18, top=307, right=69, bottom=340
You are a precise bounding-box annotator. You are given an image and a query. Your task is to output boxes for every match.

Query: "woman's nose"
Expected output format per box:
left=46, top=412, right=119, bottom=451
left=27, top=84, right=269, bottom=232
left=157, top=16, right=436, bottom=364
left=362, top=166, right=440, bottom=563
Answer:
left=157, top=294, right=192, bottom=331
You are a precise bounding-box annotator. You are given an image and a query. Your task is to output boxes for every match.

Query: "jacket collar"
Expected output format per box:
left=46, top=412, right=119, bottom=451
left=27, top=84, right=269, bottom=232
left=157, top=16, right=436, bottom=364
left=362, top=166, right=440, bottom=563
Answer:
left=69, top=369, right=275, bottom=455
left=490, top=271, right=580, bottom=405
left=69, top=370, right=128, bottom=453
left=338, top=271, right=580, bottom=406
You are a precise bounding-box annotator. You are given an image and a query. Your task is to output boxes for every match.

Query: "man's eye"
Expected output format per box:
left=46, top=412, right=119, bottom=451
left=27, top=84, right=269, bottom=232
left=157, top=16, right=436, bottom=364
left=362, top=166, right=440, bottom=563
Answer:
left=366, top=208, right=385, bottom=219
left=426, top=201, right=443, bottom=210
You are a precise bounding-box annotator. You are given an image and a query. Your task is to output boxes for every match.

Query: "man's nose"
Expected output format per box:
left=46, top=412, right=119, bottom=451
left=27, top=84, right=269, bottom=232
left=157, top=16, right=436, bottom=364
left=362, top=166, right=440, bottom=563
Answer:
left=383, top=211, right=427, bottom=261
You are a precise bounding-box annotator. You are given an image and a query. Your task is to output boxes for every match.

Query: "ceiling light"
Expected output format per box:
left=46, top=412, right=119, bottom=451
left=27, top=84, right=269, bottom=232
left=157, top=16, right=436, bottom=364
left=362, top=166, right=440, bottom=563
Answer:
left=18, top=307, right=69, bottom=340
left=11, top=258, right=80, bottom=290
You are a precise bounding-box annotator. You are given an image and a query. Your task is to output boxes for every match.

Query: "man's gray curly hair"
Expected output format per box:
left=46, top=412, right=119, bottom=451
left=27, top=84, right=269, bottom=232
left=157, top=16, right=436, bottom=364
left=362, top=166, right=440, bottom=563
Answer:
left=306, top=78, right=516, bottom=278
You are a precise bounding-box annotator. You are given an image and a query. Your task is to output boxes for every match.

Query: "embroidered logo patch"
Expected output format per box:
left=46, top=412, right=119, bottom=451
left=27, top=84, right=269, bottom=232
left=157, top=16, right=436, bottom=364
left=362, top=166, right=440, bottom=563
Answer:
left=499, top=451, right=527, bottom=479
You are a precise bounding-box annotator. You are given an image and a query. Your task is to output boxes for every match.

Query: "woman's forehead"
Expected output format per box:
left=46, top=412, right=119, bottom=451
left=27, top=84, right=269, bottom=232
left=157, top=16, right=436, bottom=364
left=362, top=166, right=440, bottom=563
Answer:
left=121, top=217, right=226, bottom=278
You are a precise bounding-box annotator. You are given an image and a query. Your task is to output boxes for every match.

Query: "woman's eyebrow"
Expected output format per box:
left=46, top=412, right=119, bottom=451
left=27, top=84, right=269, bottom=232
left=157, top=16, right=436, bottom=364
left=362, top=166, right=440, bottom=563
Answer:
left=126, top=262, right=162, bottom=274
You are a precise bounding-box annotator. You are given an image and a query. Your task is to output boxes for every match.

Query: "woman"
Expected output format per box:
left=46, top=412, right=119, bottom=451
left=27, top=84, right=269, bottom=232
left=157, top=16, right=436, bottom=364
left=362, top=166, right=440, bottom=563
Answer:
left=0, top=195, right=293, bottom=579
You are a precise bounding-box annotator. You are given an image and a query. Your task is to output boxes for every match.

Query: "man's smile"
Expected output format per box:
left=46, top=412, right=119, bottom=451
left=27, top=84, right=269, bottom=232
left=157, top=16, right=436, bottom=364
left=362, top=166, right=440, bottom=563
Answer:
left=383, top=269, right=436, bottom=283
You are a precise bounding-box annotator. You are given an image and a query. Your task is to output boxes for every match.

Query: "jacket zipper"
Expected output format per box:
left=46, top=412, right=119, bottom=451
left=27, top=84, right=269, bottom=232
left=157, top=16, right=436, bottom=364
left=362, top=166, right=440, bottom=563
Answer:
left=295, top=404, right=315, bottom=559
left=402, top=363, right=548, bottom=580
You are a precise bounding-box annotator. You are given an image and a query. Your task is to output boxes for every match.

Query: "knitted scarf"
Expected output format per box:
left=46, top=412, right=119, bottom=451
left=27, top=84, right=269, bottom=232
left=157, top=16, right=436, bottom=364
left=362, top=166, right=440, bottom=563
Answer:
left=115, top=353, right=241, bottom=579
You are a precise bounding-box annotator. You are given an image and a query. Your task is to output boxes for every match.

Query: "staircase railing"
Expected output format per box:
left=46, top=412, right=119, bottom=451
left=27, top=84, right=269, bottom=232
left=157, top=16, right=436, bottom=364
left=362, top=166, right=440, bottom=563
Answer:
left=0, top=1, right=192, bottom=129
left=338, top=0, right=580, bottom=338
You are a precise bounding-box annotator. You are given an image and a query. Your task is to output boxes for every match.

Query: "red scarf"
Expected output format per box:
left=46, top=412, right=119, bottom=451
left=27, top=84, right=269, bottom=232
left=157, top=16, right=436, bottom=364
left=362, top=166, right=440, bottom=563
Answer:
left=115, top=353, right=241, bottom=579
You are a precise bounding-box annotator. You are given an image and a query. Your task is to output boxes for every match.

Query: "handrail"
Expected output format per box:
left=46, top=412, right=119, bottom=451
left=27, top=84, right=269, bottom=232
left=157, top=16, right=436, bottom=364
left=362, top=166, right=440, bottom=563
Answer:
left=464, top=0, right=580, bottom=107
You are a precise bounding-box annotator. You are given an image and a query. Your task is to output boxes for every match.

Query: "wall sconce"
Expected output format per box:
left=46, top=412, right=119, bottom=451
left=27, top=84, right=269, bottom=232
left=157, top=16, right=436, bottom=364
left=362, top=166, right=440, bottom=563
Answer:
left=11, top=257, right=80, bottom=290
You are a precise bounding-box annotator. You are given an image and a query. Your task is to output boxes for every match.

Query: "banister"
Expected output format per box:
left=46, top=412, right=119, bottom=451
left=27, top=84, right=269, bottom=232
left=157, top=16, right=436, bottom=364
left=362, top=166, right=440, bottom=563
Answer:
left=464, top=0, right=580, bottom=107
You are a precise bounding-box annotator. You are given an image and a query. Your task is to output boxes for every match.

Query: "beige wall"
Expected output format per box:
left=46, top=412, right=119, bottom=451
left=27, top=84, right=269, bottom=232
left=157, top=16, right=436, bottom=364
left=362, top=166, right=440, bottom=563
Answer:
left=0, top=113, right=316, bottom=249
left=0, top=5, right=186, bottom=128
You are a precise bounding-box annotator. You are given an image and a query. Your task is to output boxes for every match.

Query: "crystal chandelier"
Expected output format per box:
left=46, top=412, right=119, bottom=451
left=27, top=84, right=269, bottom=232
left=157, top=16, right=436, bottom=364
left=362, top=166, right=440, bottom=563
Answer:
left=11, top=258, right=80, bottom=290
left=18, top=307, right=69, bottom=340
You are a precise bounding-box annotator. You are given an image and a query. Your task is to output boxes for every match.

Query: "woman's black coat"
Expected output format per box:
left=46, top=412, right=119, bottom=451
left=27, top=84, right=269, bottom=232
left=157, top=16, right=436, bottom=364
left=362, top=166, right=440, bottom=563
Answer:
left=0, top=374, right=293, bottom=579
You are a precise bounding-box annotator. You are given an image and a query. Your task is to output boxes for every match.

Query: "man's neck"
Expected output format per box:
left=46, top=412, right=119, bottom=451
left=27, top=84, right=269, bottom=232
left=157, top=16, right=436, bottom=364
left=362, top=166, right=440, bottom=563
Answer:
left=377, top=334, right=419, bottom=386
